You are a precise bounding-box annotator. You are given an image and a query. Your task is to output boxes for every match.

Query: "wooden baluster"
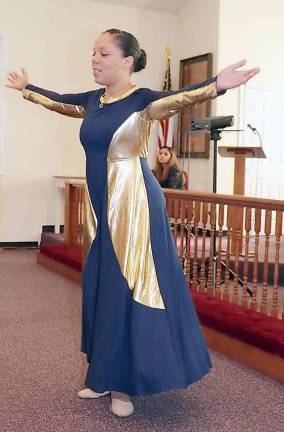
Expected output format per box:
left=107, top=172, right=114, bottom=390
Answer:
left=232, top=206, right=243, bottom=305
left=71, top=185, right=75, bottom=244
left=82, top=186, right=86, bottom=247
left=216, top=204, right=224, bottom=300
left=64, top=183, right=71, bottom=244
left=77, top=187, right=81, bottom=245
left=271, top=211, right=282, bottom=319
left=76, top=186, right=81, bottom=244
left=207, top=203, right=216, bottom=296
left=251, top=208, right=261, bottom=311
left=82, top=186, right=85, bottom=244
left=179, top=200, right=186, bottom=265
left=79, top=187, right=84, bottom=245
left=172, top=199, right=180, bottom=247
left=70, top=185, right=75, bottom=244
left=261, top=210, right=272, bottom=315
left=224, top=206, right=233, bottom=302
left=166, top=196, right=174, bottom=241
left=75, top=187, right=80, bottom=245
left=185, top=200, right=194, bottom=286
left=199, top=203, right=208, bottom=293
left=71, top=185, right=78, bottom=245
left=166, top=196, right=173, bottom=218
left=241, top=207, right=252, bottom=308
left=192, top=201, right=201, bottom=291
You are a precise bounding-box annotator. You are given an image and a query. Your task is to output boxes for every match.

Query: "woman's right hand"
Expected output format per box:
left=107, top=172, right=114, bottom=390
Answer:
left=6, top=68, right=29, bottom=90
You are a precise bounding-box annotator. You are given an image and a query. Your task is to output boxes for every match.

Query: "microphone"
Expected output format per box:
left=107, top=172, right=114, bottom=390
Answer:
left=247, top=123, right=263, bottom=148
left=191, top=115, right=234, bottom=131
left=247, top=123, right=257, bottom=133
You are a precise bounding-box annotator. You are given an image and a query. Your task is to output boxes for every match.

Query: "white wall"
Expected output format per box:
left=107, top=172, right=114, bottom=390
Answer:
left=176, top=0, right=220, bottom=192
left=0, top=0, right=177, bottom=242
left=176, top=0, right=284, bottom=195
left=215, top=0, right=284, bottom=195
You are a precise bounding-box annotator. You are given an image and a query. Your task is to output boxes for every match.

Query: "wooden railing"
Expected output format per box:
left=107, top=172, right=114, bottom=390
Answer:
left=164, top=189, right=284, bottom=320
left=64, top=183, right=284, bottom=320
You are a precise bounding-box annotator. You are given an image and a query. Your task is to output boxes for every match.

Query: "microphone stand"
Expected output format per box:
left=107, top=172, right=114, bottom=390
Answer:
left=210, top=128, right=252, bottom=295
left=188, top=118, right=251, bottom=295
left=211, top=128, right=221, bottom=271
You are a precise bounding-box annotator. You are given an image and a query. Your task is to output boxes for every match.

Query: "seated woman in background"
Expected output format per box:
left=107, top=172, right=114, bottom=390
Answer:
left=153, top=146, right=186, bottom=190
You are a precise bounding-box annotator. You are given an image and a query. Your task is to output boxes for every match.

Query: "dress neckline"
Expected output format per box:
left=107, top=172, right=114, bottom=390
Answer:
left=98, top=85, right=139, bottom=108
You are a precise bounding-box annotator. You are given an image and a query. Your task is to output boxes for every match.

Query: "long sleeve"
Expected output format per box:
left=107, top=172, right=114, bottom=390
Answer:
left=144, top=78, right=220, bottom=121
left=22, top=84, right=93, bottom=118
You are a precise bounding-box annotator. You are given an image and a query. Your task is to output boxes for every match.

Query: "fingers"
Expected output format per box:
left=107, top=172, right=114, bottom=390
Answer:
left=7, top=71, right=17, bottom=79
left=5, top=76, right=18, bottom=88
left=228, top=59, right=247, bottom=71
left=249, top=67, right=260, bottom=76
left=7, top=71, right=19, bottom=85
left=240, top=69, right=260, bottom=85
left=21, top=67, right=28, bottom=77
left=245, top=68, right=260, bottom=81
left=5, top=68, right=28, bottom=90
left=6, top=74, right=17, bottom=84
left=7, top=68, right=27, bottom=80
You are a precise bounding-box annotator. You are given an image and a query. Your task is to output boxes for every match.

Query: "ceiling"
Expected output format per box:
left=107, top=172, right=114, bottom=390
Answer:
left=93, top=0, right=189, bottom=14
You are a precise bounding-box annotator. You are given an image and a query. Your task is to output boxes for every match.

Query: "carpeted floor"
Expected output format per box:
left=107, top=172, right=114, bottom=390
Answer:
left=0, top=249, right=283, bottom=432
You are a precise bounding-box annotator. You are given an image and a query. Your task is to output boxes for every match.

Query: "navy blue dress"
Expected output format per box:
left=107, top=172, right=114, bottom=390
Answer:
left=23, top=78, right=218, bottom=396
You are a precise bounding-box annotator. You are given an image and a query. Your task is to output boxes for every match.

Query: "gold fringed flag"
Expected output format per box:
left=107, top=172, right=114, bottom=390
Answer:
left=158, top=47, right=175, bottom=149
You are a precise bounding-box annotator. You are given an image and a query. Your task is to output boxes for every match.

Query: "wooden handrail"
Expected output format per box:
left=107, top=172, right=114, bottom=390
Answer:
left=163, top=189, right=284, bottom=211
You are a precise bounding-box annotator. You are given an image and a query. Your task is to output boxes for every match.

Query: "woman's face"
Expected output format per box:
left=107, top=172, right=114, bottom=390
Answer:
left=158, top=148, right=171, bottom=164
left=92, top=32, right=133, bottom=86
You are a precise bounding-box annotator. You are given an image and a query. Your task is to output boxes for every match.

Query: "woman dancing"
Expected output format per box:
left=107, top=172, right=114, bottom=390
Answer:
left=6, top=28, right=259, bottom=417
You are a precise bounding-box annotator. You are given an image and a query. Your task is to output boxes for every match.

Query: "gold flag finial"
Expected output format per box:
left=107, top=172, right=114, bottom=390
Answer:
left=165, top=47, right=171, bottom=61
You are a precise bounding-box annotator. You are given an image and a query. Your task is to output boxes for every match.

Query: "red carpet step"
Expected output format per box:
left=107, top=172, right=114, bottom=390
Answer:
left=191, top=290, right=284, bottom=358
left=40, top=244, right=83, bottom=272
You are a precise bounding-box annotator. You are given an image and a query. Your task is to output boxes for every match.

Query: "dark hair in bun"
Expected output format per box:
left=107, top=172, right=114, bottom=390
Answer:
left=134, top=49, right=147, bottom=72
left=103, top=28, right=147, bottom=73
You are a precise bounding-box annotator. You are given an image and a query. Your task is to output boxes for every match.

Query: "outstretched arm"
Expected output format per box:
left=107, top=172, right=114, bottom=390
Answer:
left=145, top=59, right=260, bottom=121
left=6, top=68, right=90, bottom=118
left=146, top=80, right=217, bottom=120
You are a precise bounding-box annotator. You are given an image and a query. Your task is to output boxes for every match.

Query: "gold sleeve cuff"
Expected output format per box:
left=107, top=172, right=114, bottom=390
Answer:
left=146, top=81, right=217, bottom=121
left=22, top=88, right=85, bottom=118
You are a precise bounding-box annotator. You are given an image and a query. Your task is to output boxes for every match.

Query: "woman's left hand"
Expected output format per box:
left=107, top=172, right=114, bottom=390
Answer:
left=216, top=59, right=260, bottom=92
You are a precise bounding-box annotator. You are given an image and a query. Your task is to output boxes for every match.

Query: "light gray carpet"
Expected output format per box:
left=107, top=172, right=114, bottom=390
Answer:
left=0, top=249, right=283, bottom=432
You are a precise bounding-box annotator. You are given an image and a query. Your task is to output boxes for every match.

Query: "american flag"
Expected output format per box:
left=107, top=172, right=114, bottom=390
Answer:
left=157, top=47, right=175, bottom=149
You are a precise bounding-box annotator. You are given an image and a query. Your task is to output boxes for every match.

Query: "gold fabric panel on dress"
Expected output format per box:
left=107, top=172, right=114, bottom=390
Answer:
left=145, top=81, right=217, bottom=120
left=83, top=184, right=97, bottom=264
left=108, top=112, right=152, bottom=160
left=22, top=89, right=85, bottom=118
left=107, top=158, right=165, bottom=309
left=107, top=112, right=164, bottom=309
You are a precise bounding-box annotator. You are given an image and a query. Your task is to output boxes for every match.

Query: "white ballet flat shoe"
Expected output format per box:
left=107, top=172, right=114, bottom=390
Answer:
left=110, top=396, right=134, bottom=417
left=78, top=388, right=110, bottom=399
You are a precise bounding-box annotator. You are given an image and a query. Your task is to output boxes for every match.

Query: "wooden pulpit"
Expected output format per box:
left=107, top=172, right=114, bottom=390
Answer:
left=218, top=146, right=266, bottom=255
left=218, top=146, right=266, bottom=195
